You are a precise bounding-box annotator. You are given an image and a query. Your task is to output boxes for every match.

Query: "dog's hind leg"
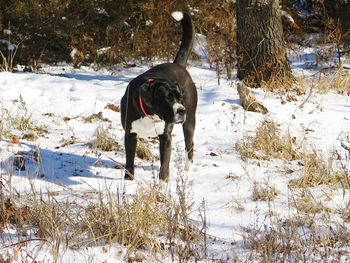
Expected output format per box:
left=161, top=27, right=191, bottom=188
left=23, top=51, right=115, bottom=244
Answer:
left=183, top=118, right=195, bottom=172
left=159, top=124, right=174, bottom=182
left=124, top=132, right=137, bottom=180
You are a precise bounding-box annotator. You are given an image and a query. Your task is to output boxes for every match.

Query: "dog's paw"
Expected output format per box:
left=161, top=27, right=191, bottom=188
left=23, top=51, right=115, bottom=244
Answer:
left=185, top=159, right=193, bottom=173
left=159, top=180, right=169, bottom=192
left=124, top=175, right=133, bottom=180
left=124, top=174, right=134, bottom=180
left=124, top=170, right=134, bottom=180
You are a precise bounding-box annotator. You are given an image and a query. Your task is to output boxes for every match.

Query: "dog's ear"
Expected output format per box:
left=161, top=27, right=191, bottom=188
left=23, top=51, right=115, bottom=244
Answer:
left=139, top=79, right=158, bottom=108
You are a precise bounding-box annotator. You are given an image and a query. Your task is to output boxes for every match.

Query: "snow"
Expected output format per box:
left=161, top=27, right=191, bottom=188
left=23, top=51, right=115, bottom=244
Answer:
left=0, top=53, right=350, bottom=261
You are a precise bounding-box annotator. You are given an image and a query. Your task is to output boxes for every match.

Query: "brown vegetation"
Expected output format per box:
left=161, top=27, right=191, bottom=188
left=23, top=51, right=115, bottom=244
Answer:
left=236, top=119, right=299, bottom=161
left=87, top=126, right=121, bottom=152
left=0, top=175, right=204, bottom=261
left=0, top=0, right=236, bottom=73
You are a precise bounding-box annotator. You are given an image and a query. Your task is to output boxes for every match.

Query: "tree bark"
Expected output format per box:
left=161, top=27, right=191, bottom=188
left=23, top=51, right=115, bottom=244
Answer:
left=236, top=0, right=292, bottom=87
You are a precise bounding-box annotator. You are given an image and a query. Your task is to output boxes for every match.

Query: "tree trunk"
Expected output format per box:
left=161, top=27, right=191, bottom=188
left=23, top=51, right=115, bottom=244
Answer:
left=236, top=0, right=292, bottom=87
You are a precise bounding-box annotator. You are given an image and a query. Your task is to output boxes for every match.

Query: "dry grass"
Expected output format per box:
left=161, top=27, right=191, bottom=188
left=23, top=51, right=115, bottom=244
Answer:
left=340, top=201, right=350, bottom=222
left=136, top=138, right=154, bottom=161
left=87, top=126, right=122, bottom=152
left=236, top=127, right=350, bottom=262
left=289, top=150, right=349, bottom=189
left=243, top=223, right=300, bottom=262
left=292, top=193, right=331, bottom=214
left=230, top=198, right=245, bottom=213
left=5, top=96, right=34, bottom=131
left=295, top=68, right=350, bottom=96
left=244, top=182, right=350, bottom=263
left=0, top=172, right=204, bottom=261
left=243, top=215, right=350, bottom=262
left=78, top=182, right=202, bottom=261
left=83, top=112, right=111, bottom=123
left=60, top=135, right=80, bottom=147
left=81, top=187, right=168, bottom=251
left=260, top=75, right=294, bottom=93
left=252, top=182, right=278, bottom=202
left=21, top=131, right=38, bottom=141
left=316, top=68, right=350, bottom=95
left=0, top=96, right=48, bottom=140
left=88, top=128, right=152, bottom=159
left=0, top=198, right=31, bottom=232
left=236, top=120, right=300, bottom=161
left=259, top=67, right=350, bottom=97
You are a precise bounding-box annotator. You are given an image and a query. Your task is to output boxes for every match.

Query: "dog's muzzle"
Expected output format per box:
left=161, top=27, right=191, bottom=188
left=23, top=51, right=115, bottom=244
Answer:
left=173, top=103, right=186, bottom=124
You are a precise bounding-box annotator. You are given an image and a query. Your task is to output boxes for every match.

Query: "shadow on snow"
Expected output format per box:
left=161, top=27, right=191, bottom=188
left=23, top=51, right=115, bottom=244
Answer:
left=63, top=73, right=131, bottom=83
left=1, top=142, right=161, bottom=186
left=2, top=143, right=122, bottom=186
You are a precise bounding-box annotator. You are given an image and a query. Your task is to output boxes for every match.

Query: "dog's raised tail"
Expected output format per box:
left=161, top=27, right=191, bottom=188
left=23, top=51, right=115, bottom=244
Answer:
left=171, top=11, right=194, bottom=67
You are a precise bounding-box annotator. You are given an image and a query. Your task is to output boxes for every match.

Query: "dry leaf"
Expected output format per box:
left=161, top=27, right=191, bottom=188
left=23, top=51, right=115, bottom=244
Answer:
left=104, top=103, right=120, bottom=112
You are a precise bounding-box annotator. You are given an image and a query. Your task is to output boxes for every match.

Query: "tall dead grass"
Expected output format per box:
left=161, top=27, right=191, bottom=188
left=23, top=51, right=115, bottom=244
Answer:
left=0, top=174, right=204, bottom=262
left=243, top=214, right=350, bottom=262
left=251, top=182, right=278, bottom=202
left=236, top=117, right=350, bottom=262
left=289, top=150, right=349, bottom=189
left=236, top=120, right=300, bottom=161
left=0, top=96, right=48, bottom=141
left=87, top=126, right=121, bottom=152
left=317, top=68, right=350, bottom=95
left=296, top=68, right=350, bottom=96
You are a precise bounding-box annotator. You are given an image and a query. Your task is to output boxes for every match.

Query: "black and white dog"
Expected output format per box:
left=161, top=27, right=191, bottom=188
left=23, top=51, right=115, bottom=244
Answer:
left=120, top=11, right=197, bottom=181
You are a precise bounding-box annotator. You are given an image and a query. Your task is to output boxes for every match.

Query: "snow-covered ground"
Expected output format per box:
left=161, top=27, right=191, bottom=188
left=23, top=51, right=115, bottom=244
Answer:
left=0, top=52, right=350, bottom=262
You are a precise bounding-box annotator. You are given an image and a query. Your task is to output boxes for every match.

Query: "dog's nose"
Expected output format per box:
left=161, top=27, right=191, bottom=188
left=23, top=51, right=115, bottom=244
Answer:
left=177, top=107, right=186, bottom=115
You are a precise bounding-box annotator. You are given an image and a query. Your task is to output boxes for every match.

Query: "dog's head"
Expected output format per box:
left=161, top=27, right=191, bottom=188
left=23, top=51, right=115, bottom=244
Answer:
left=140, top=78, right=186, bottom=124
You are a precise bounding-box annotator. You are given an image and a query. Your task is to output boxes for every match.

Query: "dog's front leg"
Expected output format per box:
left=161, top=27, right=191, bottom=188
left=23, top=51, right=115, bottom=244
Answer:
left=124, top=132, right=137, bottom=180
left=159, top=124, right=174, bottom=182
left=183, top=118, right=195, bottom=171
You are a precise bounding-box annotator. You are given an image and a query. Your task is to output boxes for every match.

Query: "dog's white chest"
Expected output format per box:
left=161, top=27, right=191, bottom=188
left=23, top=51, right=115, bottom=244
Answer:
left=131, top=116, right=165, bottom=137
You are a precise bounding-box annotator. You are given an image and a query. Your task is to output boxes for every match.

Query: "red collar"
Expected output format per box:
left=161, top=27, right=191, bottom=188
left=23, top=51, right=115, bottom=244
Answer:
left=139, top=77, right=161, bottom=122
left=139, top=95, right=154, bottom=120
